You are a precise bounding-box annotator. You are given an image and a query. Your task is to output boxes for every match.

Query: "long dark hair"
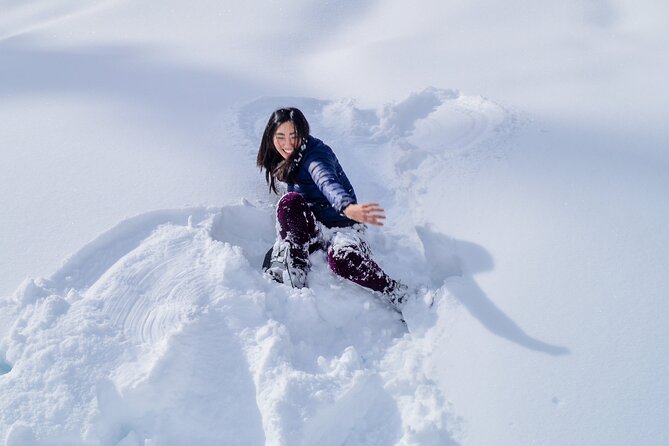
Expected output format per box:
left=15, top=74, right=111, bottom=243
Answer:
left=256, top=107, right=310, bottom=194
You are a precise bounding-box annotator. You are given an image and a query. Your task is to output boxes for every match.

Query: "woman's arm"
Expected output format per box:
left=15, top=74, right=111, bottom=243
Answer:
left=305, top=149, right=356, bottom=213
left=305, top=141, right=386, bottom=226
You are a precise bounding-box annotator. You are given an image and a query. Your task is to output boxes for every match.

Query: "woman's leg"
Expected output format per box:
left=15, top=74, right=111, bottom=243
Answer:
left=270, top=192, right=319, bottom=287
left=327, top=230, right=401, bottom=294
left=273, top=193, right=403, bottom=300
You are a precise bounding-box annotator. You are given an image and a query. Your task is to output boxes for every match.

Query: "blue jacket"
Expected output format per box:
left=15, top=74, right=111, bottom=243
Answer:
left=288, top=136, right=357, bottom=228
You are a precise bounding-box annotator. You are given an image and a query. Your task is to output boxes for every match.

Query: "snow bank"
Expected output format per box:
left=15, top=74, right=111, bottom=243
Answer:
left=0, top=90, right=510, bottom=444
left=0, top=203, right=448, bottom=445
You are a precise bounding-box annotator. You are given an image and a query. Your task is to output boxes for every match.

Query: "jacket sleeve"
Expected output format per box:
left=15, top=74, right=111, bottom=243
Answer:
left=304, top=148, right=356, bottom=213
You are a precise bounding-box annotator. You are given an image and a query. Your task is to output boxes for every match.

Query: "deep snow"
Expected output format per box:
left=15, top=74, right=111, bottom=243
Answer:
left=2, top=91, right=504, bottom=445
left=2, top=1, right=669, bottom=445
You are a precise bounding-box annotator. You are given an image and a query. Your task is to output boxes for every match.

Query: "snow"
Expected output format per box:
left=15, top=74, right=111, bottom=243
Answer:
left=1, top=1, right=668, bottom=445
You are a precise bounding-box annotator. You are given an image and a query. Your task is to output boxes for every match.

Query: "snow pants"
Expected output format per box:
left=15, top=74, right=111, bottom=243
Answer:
left=275, top=192, right=398, bottom=293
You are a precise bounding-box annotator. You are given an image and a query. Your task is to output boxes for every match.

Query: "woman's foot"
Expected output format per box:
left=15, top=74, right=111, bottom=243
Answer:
left=265, top=240, right=308, bottom=288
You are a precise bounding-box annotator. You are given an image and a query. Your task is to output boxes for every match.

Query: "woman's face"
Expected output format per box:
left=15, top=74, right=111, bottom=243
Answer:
left=273, top=121, right=299, bottom=160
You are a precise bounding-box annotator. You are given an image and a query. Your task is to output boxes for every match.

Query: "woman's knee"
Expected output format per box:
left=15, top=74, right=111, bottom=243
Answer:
left=328, top=242, right=362, bottom=274
left=328, top=240, right=393, bottom=292
left=329, top=232, right=369, bottom=257
left=277, top=192, right=316, bottom=241
left=277, top=192, right=310, bottom=223
left=278, top=192, right=307, bottom=210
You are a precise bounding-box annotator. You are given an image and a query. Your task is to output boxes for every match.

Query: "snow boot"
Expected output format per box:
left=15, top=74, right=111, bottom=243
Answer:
left=383, top=282, right=435, bottom=312
left=382, top=281, right=410, bottom=312
left=263, top=241, right=308, bottom=288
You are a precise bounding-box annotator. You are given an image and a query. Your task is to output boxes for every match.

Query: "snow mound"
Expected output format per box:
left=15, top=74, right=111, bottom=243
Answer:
left=0, top=91, right=516, bottom=445
left=0, top=203, right=448, bottom=445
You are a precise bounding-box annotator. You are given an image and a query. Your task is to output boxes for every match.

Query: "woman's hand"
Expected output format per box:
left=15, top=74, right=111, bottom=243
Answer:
left=343, top=203, right=386, bottom=226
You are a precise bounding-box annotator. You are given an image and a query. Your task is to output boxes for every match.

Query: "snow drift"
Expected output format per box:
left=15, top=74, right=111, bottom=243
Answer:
left=0, top=91, right=515, bottom=445
left=3, top=1, right=669, bottom=443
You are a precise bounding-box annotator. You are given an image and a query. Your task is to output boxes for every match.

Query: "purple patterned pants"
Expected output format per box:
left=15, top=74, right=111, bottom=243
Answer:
left=277, top=192, right=398, bottom=293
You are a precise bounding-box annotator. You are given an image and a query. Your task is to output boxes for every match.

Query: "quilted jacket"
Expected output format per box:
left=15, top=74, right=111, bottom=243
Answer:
left=287, top=136, right=357, bottom=228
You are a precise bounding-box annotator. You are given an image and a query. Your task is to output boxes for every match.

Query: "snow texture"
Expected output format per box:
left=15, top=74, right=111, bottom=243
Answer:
left=2, top=92, right=496, bottom=445
left=1, top=1, right=668, bottom=445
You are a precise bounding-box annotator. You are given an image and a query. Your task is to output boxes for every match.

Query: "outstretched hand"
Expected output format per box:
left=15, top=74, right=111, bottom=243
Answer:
left=343, top=203, right=386, bottom=226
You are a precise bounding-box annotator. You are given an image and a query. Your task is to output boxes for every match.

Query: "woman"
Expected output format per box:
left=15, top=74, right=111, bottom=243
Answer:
left=257, top=107, right=407, bottom=309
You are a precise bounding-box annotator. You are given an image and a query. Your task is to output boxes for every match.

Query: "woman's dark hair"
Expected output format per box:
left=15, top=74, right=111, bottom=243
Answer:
left=256, top=107, right=310, bottom=194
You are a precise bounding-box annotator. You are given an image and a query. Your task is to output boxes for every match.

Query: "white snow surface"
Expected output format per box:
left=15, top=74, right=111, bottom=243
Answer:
left=1, top=1, right=668, bottom=445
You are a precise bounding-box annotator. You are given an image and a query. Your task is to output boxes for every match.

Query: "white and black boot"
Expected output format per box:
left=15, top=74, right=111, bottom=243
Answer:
left=264, top=240, right=308, bottom=288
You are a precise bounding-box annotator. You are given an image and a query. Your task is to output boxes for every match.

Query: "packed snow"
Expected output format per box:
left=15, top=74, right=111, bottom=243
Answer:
left=1, top=1, right=668, bottom=445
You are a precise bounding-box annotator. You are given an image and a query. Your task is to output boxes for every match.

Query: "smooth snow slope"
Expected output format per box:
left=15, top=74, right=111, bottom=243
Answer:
left=2, top=0, right=669, bottom=445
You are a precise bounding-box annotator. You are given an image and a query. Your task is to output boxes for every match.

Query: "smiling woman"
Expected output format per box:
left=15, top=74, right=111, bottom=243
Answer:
left=273, top=121, right=299, bottom=159
left=256, top=107, right=412, bottom=310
